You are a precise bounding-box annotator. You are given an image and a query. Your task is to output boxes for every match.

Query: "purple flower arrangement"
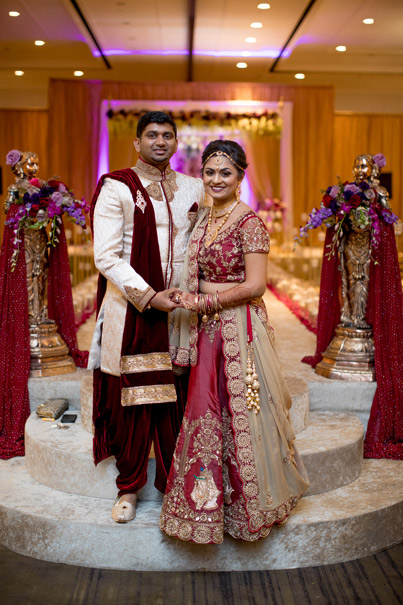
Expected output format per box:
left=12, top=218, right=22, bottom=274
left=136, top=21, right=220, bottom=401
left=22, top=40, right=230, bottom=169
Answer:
left=295, top=177, right=398, bottom=259
left=6, top=175, right=89, bottom=271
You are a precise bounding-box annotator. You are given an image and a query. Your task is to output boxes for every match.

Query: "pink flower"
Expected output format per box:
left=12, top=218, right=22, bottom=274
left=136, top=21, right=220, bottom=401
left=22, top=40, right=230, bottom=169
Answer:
left=373, top=153, right=386, bottom=169
left=6, top=149, right=22, bottom=166
left=344, top=183, right=360, bottom=195
left=51, top=191, right=64, bottom=207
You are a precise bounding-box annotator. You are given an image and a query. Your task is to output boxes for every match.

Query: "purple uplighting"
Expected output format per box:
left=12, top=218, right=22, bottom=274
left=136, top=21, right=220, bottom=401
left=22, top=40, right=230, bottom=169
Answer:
left=93, top=48, right=288, bottom=59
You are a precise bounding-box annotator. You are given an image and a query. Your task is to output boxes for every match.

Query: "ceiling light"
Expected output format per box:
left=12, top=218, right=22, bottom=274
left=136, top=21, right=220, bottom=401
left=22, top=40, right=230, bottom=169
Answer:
left=9, top=11, right=20, bottom=17
left=242, top=51, right=251, bottom=57
left=15, top=70, right=24, bottom=76
left=35, top=40, right=45, bottom=46
left=245, top=37, right=257, bottom=43
left=257, top=3, right=270, bottom=8
left=250, top=22, right=263, bottom=29
left=336, top=45, right=347, bottom=52
left=236, top=62, right=248, bottom=69
left=363, top=18, right=374, bottom=24
left=294, top=73, right=305, bottom=80
left=74, top=70, right=84, bottom=77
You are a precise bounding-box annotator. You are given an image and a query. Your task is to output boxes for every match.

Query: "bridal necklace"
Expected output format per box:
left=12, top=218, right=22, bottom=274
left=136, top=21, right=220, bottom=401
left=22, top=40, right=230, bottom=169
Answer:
left=205, top=199, right=239, bottom=247
left=212, top=197, right=236, bottom=218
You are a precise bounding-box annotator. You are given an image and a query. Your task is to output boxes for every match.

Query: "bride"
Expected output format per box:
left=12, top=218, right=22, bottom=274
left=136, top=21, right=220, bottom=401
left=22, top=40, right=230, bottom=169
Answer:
left=160, top=139, right=309, bottom=544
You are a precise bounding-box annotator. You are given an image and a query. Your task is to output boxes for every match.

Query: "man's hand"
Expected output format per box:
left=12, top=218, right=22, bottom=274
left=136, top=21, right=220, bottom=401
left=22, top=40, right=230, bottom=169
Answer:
left=149, top=288, right=182, bottom=312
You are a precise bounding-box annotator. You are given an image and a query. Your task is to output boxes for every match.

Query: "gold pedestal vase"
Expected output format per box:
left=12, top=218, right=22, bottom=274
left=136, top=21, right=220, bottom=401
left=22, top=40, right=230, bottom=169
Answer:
left=24, top=228, right=75, bottom=377
left=316, top=227, right=375, bottom=382
left=315, top=326, right=375, bottom=381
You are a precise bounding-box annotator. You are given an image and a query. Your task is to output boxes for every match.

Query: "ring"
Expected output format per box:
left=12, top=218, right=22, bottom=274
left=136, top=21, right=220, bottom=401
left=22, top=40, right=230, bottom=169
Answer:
left=175, top=294, right=181, bottom=303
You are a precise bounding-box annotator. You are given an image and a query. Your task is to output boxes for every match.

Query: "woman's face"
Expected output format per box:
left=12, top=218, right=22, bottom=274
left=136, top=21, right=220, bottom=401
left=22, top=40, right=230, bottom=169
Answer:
left=203, top=154, right=241, bottom=205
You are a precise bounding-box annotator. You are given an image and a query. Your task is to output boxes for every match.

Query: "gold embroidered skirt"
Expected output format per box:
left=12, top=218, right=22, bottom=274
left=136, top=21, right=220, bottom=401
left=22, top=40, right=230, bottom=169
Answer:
left=160, top=304, right=309, bottom=544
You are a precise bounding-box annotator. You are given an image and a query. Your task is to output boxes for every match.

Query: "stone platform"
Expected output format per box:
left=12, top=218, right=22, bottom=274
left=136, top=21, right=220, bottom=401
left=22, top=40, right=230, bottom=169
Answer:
left=0, top=290, right=402, bottom=570
left=0, top=455, right=401, bottom=571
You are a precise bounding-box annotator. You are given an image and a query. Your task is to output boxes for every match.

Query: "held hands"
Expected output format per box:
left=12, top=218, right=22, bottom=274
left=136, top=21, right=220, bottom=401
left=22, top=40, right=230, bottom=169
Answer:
left=149, top=288, right=183, bottom=312
left=168, top=290, right=199, bottom=312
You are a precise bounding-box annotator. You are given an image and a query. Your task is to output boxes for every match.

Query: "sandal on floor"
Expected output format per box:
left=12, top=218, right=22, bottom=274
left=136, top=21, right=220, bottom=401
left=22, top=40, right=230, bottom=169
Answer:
left=111, top=495, right=137, bottom=523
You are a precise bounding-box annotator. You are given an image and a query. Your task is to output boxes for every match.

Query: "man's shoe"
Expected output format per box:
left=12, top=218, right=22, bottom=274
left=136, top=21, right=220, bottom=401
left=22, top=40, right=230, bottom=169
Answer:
left=111, top=495, right=137, bottom=523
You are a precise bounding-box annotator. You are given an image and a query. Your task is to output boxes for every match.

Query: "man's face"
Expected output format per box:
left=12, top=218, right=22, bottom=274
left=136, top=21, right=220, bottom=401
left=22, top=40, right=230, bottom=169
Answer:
left=134, top=122, right=177, bottom=166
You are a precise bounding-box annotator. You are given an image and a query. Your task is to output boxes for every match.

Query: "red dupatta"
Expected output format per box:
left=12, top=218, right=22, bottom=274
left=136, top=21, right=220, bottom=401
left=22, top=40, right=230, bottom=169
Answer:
left=303, top=223, right=403, bottom=459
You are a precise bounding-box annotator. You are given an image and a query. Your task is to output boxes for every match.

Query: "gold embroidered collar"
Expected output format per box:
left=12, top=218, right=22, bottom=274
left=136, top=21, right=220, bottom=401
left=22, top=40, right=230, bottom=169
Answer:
left=133, top=158, right=178, bottom=203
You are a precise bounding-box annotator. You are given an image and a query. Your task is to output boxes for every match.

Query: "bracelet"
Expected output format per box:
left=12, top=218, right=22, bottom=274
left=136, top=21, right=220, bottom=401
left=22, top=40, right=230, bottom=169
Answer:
left=146, top=292, right=157, bottom=310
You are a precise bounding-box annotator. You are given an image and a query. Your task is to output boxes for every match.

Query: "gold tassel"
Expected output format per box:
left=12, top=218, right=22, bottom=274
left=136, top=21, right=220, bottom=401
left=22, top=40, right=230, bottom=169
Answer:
left=245, top=342, right=260, bottom=414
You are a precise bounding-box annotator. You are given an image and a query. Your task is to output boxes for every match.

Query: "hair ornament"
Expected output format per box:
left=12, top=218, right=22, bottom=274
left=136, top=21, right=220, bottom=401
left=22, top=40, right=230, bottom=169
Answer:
left=202, top=150, right=245, bottom=172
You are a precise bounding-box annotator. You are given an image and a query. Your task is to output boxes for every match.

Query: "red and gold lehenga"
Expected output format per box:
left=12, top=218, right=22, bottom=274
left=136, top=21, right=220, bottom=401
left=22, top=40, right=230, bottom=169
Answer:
left=160, top=209, right=309, bottom=544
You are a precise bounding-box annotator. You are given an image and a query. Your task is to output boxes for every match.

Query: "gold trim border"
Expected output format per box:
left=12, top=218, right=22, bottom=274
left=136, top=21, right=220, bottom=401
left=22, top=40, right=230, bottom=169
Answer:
left=121, top=384, right=177, bottom=406
left=124, top=285, right=156, bottom=312
left=121, top=352, right=172, bottom=374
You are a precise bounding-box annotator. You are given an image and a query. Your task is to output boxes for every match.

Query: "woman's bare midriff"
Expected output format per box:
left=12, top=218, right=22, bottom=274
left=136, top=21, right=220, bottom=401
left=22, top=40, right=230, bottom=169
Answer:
left=199, top=279, right=240, bottom=294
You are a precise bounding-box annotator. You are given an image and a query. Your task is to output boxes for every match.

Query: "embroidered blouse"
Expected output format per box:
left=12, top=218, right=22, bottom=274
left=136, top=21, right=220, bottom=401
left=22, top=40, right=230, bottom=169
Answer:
left=198, top=211, right=270, bottom=283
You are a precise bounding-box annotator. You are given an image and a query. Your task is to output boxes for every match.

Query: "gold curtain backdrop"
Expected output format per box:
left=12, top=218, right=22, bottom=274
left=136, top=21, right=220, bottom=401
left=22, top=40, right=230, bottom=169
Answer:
left=334, top=113, right=403, bottom=215
left=2, top=81, right=402, bottom=264
left=47, top=80, right=335, bottom=237
left=0, top=109, right=49, bottom=237
left=107, top=108, right=282, bottom=205
left=242, top=135, right=281, bottom=202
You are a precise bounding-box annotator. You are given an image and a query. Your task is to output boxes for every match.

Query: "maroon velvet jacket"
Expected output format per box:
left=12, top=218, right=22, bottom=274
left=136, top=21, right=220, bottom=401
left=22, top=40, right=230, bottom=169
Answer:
left=90, top=168, right=176, bottom=463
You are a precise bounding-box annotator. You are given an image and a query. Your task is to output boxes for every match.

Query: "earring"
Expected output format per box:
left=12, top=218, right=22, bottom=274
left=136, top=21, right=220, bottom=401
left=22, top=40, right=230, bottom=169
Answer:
left=236, top=183, right=241, bottom=202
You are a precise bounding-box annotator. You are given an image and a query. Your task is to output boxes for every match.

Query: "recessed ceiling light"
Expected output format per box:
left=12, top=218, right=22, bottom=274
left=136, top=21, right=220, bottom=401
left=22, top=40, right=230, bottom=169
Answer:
left=236, top=62, right=248, bottom=69
left=74, top=70, right=84, bottom=77
left=363, top=18, right=374, bottom=24
left=257, top=3, right=270, bottom=8
left=336, top=45, right=347, bottom=52
left=245, top=37, right=257, bottom=43
left=15, top=70, right=24, bottom=76
left=250, top=22, right=263, bottom=29
left=294, top=73, right=305, bottom=80
left=9, top=11, right=20, bottom=17
left=35, top=40, right=45, bottom=46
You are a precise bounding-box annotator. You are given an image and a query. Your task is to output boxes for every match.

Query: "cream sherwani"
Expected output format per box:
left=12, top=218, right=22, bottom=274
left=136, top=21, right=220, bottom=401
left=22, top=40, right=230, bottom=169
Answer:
left=88, top=159, right=204, bottom=376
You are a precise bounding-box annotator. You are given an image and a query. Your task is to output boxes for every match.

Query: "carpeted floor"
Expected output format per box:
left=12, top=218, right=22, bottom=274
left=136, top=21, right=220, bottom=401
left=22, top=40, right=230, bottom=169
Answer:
left=0, top=542, right=402, bottom=605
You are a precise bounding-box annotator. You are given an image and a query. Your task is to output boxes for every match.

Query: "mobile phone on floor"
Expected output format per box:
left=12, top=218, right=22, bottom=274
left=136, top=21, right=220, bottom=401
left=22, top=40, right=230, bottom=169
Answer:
left=60, top=414, right=77, bottom=423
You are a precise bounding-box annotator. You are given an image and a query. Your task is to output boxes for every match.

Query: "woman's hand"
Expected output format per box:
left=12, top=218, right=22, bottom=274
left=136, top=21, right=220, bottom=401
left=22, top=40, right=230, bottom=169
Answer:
left=170, top=291, right=199, bottom=311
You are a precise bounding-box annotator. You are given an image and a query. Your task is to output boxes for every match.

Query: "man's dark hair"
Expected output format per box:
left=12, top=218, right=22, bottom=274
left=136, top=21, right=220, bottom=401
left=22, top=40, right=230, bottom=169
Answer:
left=137, top=111, right=177, bottom=138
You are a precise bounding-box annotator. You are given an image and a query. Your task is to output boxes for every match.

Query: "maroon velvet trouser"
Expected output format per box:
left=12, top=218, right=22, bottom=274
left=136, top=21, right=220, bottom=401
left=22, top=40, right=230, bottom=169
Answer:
left=98, top=371, right=188, bottom=495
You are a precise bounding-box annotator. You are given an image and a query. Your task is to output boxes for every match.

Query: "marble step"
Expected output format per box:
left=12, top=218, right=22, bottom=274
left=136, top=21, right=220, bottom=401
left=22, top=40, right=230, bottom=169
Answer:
left=28, top=368, right=90, bottom=412
left=28, top=370, right=310, bottom=436
left=309, top=381, right=376, bottom=431
left=79, top=373, right=310, bottom=436
left=0, top=457, right=401, bottom=571
left=24, top=411, right=363, bottom=499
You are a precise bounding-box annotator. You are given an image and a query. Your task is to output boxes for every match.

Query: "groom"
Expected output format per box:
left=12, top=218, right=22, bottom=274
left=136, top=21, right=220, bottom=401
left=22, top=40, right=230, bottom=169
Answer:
left=89, top=111, right=203, bottom=522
